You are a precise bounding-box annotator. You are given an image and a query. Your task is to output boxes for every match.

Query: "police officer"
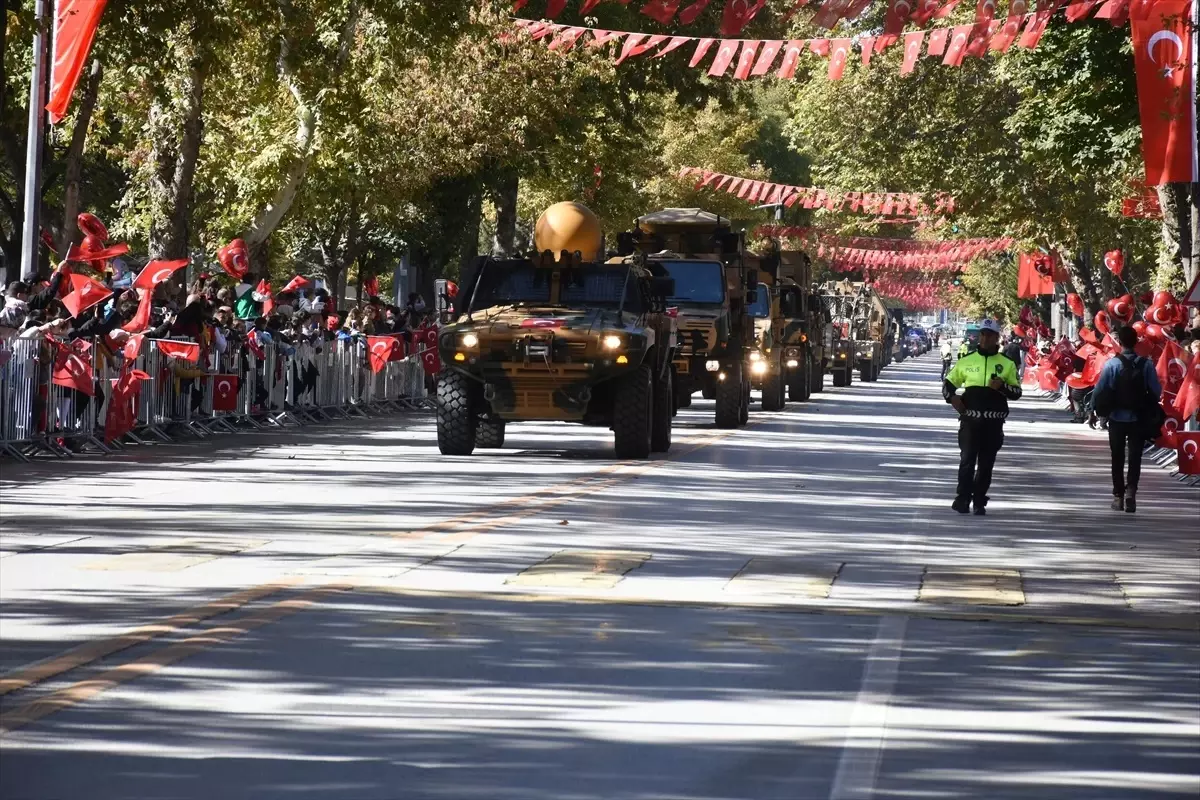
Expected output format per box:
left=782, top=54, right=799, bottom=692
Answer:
left=943, top=319, right=1022, bottom=515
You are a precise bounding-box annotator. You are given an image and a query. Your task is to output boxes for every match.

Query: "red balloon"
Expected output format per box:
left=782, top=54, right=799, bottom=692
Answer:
left=1152, top=290, right=1176, bottom=308
left=1079, top=326, right=1099, bottom=344
left=1103, top=249, right=1124, bottom=276
left=1149, top=303, right=1176, bottom=326
left=1107, top=294, right=1135, bottom=324
left=1144, top=323, right=1165, bottom=342
left=1094, top=310, right=1112, bottom=335
left=1066, top=293, right=1084, bottom=317
left=1131, top=320, right=1147, bottom=337
left=76, top=212, right=109, bottom=241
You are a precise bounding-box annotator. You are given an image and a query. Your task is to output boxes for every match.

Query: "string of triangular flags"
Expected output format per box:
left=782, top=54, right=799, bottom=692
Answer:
left=758, top=226, right=1014, bottom=271
left=680, top=167, right=956, bottom=216
left=515, top=0, right=1133, bottom=79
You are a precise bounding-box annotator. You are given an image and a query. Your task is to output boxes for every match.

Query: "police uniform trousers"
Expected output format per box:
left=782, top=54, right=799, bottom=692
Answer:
left=956, top=418, right=1004, bottom=505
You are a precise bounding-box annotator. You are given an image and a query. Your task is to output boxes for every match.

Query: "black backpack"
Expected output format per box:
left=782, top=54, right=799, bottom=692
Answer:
left=1095, top=354, right=1166, bottom=437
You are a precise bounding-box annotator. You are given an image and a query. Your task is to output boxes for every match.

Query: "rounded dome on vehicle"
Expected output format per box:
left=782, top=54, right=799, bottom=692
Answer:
left=534, top=202, right=602, bottom=262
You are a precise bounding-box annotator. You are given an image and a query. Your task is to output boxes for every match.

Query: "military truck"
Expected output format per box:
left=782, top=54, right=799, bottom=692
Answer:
left=622, top=208, right=756, bottom=428
left=743, top=249, right=787, bottom=411
left=437, top=202, right=678, bottom=458
left=820, top=280, right=893, bottom=383
left=776, top=250, right=829, bottom=401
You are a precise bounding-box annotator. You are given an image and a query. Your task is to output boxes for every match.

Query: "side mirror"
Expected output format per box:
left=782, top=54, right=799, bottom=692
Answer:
left=746, top=269, right=759, bottom=291
left=651, top=276, right=675, bottom=298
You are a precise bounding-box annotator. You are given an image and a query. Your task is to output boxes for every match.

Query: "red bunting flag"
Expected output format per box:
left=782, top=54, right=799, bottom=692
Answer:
left=679, top=0, right=713, bottom=23
left=212, top=374, right=240, bottom=412
left=813, top=0, right=853, bottom=27
left=901, top=31, right=925, bottom=73
left=708, top=38, right=740, bottom=75
left=721, top=0, right=767, bottom=35
left=751, top=40, right=783, bottom=74
left=734, top=40, right=760, bottom=79
left=616, top=33, right=648, bottom=65
left=778, top=39, right=805, bottom=78
left=1130, top=0, right=1197, bottom=184
left=828, top=38, right=853, bottom=80
left=1018, top=12, right=1050, bottom=47
left=860, top=35, right=876, bottom=64
left=885, top=0, right=914, bottom=33
left=590, top=30, right=624, bottom=47
left=927, top=27, right=950, bottom=55
left=943, top=24, right=973, bottom=65
left=132, top=259, right=189, bottom=291
left=47, top=0, right=109, bottom=124
left=545, top=0, right=568, bottom=17
left=656, top=36, right=692, bottom=57
left=157, top=340, right=201, bottom=363
left=689, top=38, right=717, bottom=66
left=61, top=273, right=113, bottom=319
left=810, top=38, right=831, bottom=56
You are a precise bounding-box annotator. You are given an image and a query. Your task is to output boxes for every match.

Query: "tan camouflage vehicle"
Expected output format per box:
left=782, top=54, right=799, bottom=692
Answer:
left=743, top=249, right=788, bottom=411
left=820, top=280, right=892, bottom=384
left=623, top=208, right=756, bottom=429
left=436, top=202, right=678, bottom=459
left=775, top=250, right=830, bottom=401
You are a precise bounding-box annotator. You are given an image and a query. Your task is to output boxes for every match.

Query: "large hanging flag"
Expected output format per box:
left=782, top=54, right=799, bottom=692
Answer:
left=47, top=0, right=109, bottom=124
left=720, top=0, right=768, bottom=35
left=1130, top=0, right=1197, bottom=184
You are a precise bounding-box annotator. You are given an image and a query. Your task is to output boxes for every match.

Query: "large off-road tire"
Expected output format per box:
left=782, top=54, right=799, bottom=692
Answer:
left=651, top=367, right=673, bottom=453
left=833, top=367, right=850, bottom=387
left=762, top=365, right=785, bottom=411
left=613, top=365, right=653, bottom=459
left=437, top=370, right=477, bottom=455
left=860, top=364, right=871, bottom=383
left=739, top=376, right=750, bottom=425
left=812, top=359, right=825, bottom=393
left=477, top=419, right=505, bottom=448
left=674, top=373, right=692, bottom=410
left=789, top=357, right=812, bottom=402
left=701, top=384, right=716, bottom=400
left=715, top=362, right=743, bottom=429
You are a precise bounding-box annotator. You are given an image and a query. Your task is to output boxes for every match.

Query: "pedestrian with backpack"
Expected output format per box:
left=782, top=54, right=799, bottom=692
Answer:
left=1092, top=325, right=1163, bottom=513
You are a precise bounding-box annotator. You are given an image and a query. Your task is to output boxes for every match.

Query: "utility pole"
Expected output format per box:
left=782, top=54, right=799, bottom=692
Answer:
left=20, top=0, right=50, bottom=279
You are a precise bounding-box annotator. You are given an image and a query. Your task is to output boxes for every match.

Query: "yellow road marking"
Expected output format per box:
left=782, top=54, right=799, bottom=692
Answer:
left=919, top=567, right=1025, bottom=606
left=0, top=579, right=302, bottom=698
left=0, top=584, right=349, bottom=734
left=726, top=559, right=844, bottom=599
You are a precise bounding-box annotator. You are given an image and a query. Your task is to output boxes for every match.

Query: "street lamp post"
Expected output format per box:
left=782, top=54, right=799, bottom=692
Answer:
left=20, top=0, right=51, bottom=280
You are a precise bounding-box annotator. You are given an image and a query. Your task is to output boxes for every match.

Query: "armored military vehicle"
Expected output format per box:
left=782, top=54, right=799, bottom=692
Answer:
left=437, top=202, right=677, bottom=458
left=820, top=280, right=892, bottom=383
left=623, top=208, right=756, bottom=428
left=776, top=250, right=829, bottom=401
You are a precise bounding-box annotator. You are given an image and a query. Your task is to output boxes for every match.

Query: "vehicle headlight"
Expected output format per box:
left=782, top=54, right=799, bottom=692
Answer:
left=786, top=359, right=799, bottom=368
left=749, top=351, right=762, bottom=362
left=460, top=333, right=479, bottom=348
left=752, top=361, right=768, bottom=376
left=603, top=335, right=622, bottom=350
left=705, top=360, right=720, bottom=372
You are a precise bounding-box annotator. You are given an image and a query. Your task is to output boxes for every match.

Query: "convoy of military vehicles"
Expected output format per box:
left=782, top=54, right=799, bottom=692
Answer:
left=436, top=203, right=903, bottom=457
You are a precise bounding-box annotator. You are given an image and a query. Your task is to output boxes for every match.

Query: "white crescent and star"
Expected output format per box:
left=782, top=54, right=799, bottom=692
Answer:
left=894, top=0, right=912, bottom=17
left=1147, top=30, right=1183, bottom=64
left=152, top=268, right=173, bottom=285
left=1183, top=440, right=1199, bottom=458
left=217, top=380, right=232, bottom=394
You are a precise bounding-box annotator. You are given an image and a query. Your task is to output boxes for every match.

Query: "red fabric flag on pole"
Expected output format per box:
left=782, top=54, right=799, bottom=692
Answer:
left=1131, top=0, right=1198, bottom=184
left=156, top=340, right=201, bottom=363
left=708, top=39, right=740, bottom=75
left=213, top=374, right=241, bottom=412
left=777, top=40, right=806, bottom=78
left=1156, top=339, right=1189, bottom=394
left=281, top=275, right=312, bottom=294
left=734, top=40, right=761, bottom=79
left=901, top=31, right=925, bottom=73
left=1017, top=253, right=1056, bottom=297
left=367, top=336, right=398, bottom=374
left=47, top=0, right=109, bottom=124
left=52, top=339, right=94, bottom=395
left=642, top=0, right=683, bottom=23
left=1178, top=431, right=1200, bottom=474
left=828, top=39, right=853, bottom=80
left=721, top=0, right=768, bottom=35
left=61, top=273, right=113, bottom=318
left=104, top=369, right=149, bottom=443
left=751, top=40, right=783, bottom=74
left=123, top=333, right=145, bottom=362
left=132, top=259, right=189, bottom=292
left=121, top=288, right=153, bottom=334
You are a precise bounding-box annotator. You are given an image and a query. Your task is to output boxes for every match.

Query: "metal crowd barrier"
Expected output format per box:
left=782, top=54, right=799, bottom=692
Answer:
left=0, top=334, right=431, bottom=462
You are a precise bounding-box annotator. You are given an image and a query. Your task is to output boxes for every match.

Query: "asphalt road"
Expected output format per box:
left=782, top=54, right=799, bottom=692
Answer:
left=1, top=353, right=1197, bottom=800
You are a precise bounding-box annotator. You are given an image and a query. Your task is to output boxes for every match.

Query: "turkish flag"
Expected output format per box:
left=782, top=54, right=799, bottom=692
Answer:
left=679, top=0, right=713, bottom=24
left=1177, top=432, right=1200, bottom=475
left=1018, top=12, right=1051, bottom=48
left=616, top=33, right=648, bottom=65
left=1157, top=340, right=1190, bottom=394
left=104, top=369, right=149, bottom=443
left=1155, top=403, right=1184, bottom=448
left=1017, top=253, right=1056, bottom=297
left=133, top=258, right=189, bottom=291
left=828, top=38, right=853, bottom=80
left=157, top=340, right=201, bottom=363
left=1094, top=0, right=1131, bottom=24
left=721, top=0, right=767, bottom=35
left=689, top=38, right=717, bottom=67
left=642, top=0, right=683, bottom=23
left=708, top=38, right=740, bottom=75
left=656, top=36, right=692, bottom=58
left=590, top=30, right=624, bottom=48
left=1174, top=357, right=1200, bottom=419
left=734, top=40, right=760, bottom=79
left=217, top=239, right=250, bottom=280
left=212, top=374, right=240, bottom=411
left=901, top=31, right=925, bottom=73
left=281, top=275, right=313, bottom=294
left=363, top=274, right=379, bottom=297
left=810, top=38, right=831, bottom=57
left=61, top=273, right=113, bottom=318
left=1065, top=0, right=1102, bottom=21
left=943, top=24, right=973, bottom=65
left=751, top=40, right=783, bottom=74
left=47, top=0, right=109, bottom=124
left=885, top=0, right=915, bottom=33
left=257, top=279, right=275, bottom=315
left=1131, top=1, right=1197, bottom=184
left=124, top=333, right=145, bottom=362
left=121, top=287, right=153, bottom=333
left=975, top=0, right=998, bottom=21
left=545, top=0, right=568, bottom=17
left=777, top=39, right=805, bottom=78
left=927, top=28, right=950, bottom=55
left=52, top=339, right=94, bottom=395
left=367, top=336, right=398, bottom=374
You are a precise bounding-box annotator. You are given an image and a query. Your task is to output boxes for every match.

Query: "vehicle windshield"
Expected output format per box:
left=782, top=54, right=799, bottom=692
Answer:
left=472, top=265, right=552, bottom=309
left=658, top=260, right=725, bottom=305
left=747, top=287, right=771, bottom=318
left=559, top=267, right=635, bottom=308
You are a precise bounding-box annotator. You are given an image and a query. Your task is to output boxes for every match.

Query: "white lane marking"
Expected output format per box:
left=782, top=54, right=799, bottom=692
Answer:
left=827, top=614, right=908, bottom=800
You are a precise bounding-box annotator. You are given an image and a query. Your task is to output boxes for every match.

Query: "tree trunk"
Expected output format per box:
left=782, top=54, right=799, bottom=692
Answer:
left=1155, top=182, right=1190, bottom=286
left=460, top=192, right=482, bottom=279
left=1068, top=248, right=1102, bottom=318
left=53, top=59, right=104, bottom=255
left=491, top=174, right=518, bottom=256
left=1187, top=182, right=1199, bottom=287
left=148, top=55, right=206, bottom=260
